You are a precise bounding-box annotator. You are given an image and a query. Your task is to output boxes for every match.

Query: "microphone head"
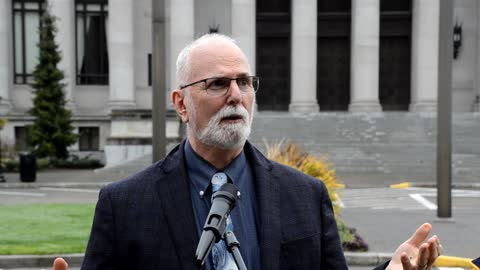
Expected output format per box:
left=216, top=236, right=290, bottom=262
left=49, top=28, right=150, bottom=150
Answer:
left=218, top=182, right=238, bottom=196
left=212, top=182, right=238, bottom=212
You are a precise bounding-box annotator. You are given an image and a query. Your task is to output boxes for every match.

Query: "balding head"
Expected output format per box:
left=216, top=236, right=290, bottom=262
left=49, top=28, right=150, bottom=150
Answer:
left=171, top=33, right=256, bottom=160
left=176, top=34, right=250, bottom=87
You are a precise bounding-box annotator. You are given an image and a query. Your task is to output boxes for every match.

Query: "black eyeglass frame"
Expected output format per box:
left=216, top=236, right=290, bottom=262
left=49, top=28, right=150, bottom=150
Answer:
left=179, top=75, right=260, bottom=96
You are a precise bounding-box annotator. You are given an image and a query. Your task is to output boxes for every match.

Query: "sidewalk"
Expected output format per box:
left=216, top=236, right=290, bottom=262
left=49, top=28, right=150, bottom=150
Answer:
left=0, top=154, right=478, bottom=268
left=1, top=153, right=478, bottom=189
left=0, top=154, right=150, bottom=188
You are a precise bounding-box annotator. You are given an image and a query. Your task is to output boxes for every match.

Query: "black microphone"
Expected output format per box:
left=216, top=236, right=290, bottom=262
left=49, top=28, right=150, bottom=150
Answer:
left=195, top=183, right=238, bottom=267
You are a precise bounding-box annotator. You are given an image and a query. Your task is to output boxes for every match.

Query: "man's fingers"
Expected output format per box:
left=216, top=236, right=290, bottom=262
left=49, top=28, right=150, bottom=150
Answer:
left=401, top=252, right=414, bottom=270
left=53, top=257, right=68, bottom=270
left=417, top=243, right=429, bottom=269
left=427, top=239, right=438, bottom=265
left=435, top=235, right=443, bottom=255
left=427, top=235, right=441, bottom=265
left=406, top=223, right=432, bottom=246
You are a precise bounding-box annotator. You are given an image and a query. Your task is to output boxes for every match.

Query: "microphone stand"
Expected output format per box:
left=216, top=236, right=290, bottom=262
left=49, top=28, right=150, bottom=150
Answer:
left=224, top=230, right=247, bottom=270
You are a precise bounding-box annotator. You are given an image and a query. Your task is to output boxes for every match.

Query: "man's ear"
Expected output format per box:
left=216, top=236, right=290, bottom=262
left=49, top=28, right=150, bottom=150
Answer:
left=171, top=88, right=189, bottom=123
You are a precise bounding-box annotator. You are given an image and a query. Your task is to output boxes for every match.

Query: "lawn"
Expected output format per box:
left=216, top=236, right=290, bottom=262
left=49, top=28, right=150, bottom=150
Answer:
left=0, top=203, right=367, bottom=254
left=0, top=204, right=95, bottom=255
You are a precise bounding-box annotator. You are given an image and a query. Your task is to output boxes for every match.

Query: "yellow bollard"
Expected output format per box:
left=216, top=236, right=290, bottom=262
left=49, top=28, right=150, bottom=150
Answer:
left=434, top=255, right=480, bottom=270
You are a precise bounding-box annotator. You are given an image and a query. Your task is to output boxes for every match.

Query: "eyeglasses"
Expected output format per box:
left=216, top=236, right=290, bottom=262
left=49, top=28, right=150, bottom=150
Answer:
left=179, top=76, right=260, bottom=96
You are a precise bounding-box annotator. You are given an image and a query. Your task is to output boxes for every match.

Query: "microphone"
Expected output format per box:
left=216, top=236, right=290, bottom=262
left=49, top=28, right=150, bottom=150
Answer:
left=195, top=183, right=238, bottom=267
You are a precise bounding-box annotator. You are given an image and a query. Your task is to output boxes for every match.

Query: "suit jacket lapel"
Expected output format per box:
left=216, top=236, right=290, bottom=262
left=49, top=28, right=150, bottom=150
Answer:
left=155, top=142, right=198, bottom=270
left=245, top=142, right=281, bottom=270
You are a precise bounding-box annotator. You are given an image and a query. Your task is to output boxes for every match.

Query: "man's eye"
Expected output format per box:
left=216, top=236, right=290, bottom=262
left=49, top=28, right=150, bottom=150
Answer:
left=237, top=78, right=250, bottom=87
left=208, top=79, right=229, bottom=89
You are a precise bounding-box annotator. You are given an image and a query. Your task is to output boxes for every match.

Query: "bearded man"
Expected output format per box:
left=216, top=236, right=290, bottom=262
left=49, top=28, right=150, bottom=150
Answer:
left=55, top=34, right=441, bottom=270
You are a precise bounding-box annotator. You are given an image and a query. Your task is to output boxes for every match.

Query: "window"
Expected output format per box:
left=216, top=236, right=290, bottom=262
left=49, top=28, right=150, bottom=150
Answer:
left=75, top=0, right=109, bottom=85
left=15, top=126, right=30, bottom=151
left=12, top=0, right=44, bottom=84
left=79, top=127, right=99, bottom=151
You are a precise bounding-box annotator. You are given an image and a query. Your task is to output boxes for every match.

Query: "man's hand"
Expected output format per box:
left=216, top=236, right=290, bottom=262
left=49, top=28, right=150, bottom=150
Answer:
left=53, top=257, right=68, bottom=270
left=386, top=223, right=443, bottom=270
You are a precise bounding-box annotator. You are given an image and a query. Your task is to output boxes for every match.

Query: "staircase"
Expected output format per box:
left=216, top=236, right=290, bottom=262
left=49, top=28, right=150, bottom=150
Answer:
left=249, top=112, right=480, bottom=182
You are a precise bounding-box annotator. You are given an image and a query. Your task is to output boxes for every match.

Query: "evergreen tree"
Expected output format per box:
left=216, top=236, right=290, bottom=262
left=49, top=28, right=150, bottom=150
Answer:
left=29, top=1, right=77, bottom=160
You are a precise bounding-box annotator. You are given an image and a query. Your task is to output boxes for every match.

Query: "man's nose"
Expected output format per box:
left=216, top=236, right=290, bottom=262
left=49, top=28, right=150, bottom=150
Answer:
left=226, top=80, right=242, bottom=104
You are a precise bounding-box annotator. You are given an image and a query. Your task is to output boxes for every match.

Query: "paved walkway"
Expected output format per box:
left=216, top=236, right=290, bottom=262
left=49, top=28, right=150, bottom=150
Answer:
left=2, top=151, right=479, bottom=188
left=0, top=154, right=150, bottom=188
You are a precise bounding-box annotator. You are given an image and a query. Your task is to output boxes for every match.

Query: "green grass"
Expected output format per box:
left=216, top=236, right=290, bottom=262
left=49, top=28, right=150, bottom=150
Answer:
left=0, top=204, right=95, bottom=255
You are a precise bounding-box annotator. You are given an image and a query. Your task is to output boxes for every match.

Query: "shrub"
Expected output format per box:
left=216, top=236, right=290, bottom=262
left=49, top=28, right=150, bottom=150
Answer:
left=265, top=141, right=341, bottom=212
left=51, top=155, right=103, bottom=169
left=1, top=157, right=50, bottom=172
left=265, top=141, right=368, bottom=251
left=2, top=159, right=18, bottom=172
left=0, top=119, right=7, bottom=129
left=0, top=155, right=103, bottom=171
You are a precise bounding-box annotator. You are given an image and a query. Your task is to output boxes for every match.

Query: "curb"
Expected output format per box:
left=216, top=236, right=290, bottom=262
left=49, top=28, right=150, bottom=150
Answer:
left=410, top=182, right=480, bottom=189
left=0, top=252, right=393, bottom=268
left=337, top=182, right=480, bottom=189
left=0, top=254, right=84, bottom=268
left=0, top=182, right=110, bottom=189
left=345, top=252, right=393, bottom=266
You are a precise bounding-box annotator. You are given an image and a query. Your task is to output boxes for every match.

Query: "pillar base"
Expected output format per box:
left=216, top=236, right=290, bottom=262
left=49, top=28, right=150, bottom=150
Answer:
left=348, top=101, right=382, bottom=112
left=289, top=102, right=319, bottom=113
left=108, top=100, right=136, bottom=111
left=409, top=101, right=437, bottom=112
left=0, top=99, right=12, bottom=114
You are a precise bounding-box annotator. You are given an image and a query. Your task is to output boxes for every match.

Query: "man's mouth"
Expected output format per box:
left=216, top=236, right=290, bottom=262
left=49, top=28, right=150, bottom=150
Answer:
left=221, top=114, right=244, bottom=123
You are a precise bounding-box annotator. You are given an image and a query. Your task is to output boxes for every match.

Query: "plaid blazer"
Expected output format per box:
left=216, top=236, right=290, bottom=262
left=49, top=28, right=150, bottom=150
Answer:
left=81, top=140, right=383, bottom=270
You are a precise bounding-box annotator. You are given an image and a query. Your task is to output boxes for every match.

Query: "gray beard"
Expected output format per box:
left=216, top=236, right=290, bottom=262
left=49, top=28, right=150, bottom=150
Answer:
left=189, top=105, right=252, bottom=150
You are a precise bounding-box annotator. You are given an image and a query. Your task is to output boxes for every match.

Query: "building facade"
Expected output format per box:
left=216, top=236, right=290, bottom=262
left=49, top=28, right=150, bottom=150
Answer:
left=0, top=0, right=479, bottom=166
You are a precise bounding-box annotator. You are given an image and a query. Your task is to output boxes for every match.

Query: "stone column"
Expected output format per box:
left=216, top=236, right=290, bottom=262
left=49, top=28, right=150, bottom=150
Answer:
left=167, top=0, right=194, bottom=109
left=231, top=0, right=256, bottom=74
left=475, top=1, right=480, bottom=112
left=51, top=0, right=76, bottom=109
left=409, top=0, right=439, bottom=112
left=108, top=0, right=136, bottom=110
left=289, top=0, right=319, bottom=113
left=349, top=0, right=382, bottom=112
left=0, top=0, right=12, bottom=113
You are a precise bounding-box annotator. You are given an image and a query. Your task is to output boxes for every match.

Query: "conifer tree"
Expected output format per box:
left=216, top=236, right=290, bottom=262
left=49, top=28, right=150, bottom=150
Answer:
left=29, top=1, right=77, bottom=160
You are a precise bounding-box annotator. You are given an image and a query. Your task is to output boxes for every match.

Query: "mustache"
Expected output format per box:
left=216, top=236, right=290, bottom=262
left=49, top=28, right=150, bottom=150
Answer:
left=215, top=106, right=249, bottom=122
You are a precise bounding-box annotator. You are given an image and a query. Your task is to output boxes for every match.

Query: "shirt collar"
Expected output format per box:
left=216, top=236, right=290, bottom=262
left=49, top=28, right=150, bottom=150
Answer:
left=184, top=139, right=247, bottom=190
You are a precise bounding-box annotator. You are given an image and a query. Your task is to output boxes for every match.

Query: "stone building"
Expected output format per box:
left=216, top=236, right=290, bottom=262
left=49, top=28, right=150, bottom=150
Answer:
left=0, top=0, right=479, bottom=174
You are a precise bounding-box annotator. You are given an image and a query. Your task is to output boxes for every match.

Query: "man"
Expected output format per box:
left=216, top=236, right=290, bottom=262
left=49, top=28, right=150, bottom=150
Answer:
left=54, top=34, right=441, bottom=270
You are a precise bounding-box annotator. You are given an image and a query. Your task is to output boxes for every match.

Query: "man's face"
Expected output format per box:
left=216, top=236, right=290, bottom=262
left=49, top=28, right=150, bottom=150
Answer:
left=183, top=42, right=255, bottom=150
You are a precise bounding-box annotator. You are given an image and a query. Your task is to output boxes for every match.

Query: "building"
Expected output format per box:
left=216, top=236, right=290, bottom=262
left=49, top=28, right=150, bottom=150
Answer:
left=0, top=0, right=479, bottom=171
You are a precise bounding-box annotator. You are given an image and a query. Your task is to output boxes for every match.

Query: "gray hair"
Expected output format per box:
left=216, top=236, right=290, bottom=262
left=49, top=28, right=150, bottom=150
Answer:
left=175, top=33, right=248, bottom=87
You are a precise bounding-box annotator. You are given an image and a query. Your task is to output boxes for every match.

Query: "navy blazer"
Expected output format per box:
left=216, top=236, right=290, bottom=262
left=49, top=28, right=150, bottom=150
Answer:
left=81, top=141, right=372, bottom=269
